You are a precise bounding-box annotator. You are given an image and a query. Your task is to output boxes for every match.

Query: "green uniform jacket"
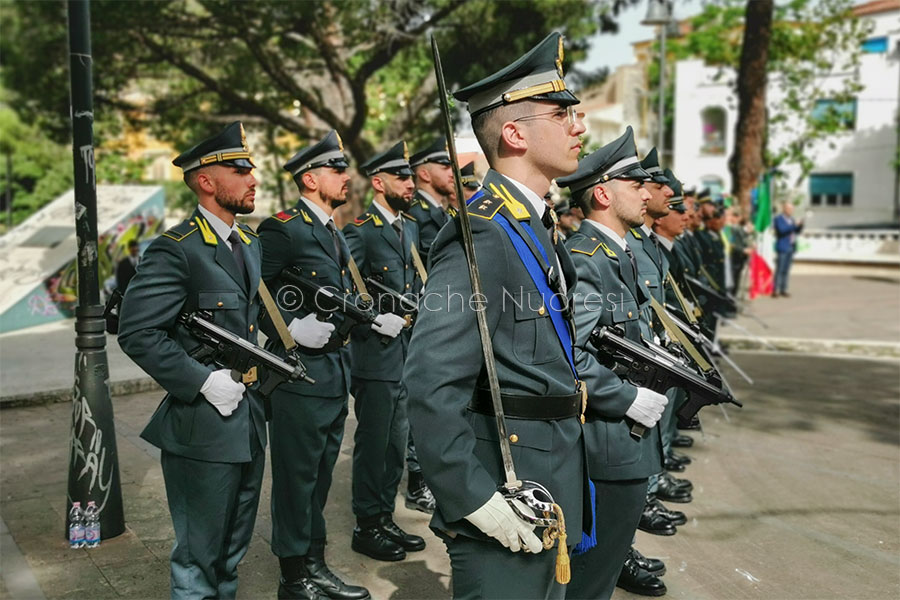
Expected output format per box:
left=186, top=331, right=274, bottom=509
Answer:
left=568, top=221, right=663, bottom=480
left=118, top=209, right=266, bottom=463
left=342, top=206, right=420, bottom=381
left=695, top=229, right=726, bottom=291
left=405, top=170, right=587, bottom=541
left=627, top=227, right=669, bottom=339
left=256, top=201, right=353, bottom=397
left=406, top=190, right=449, bottom=264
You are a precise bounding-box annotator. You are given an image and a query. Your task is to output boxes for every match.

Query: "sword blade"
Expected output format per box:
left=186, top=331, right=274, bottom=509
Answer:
left=431, top=35, right=518, bottom=488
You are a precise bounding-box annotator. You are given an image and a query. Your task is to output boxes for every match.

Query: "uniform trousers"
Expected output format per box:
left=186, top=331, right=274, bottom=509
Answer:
left=270, top=390, right=348, bottom=557
left=567, top=478, right=649, bottom=600
left=441, top=533, right=567, bottom=600
left=161, top=427, right=264, bottom=600
left=351, top=377, right=409, bottom=520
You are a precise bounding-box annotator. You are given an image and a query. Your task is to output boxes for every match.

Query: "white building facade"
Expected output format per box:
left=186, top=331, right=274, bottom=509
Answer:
left=672, top=1, right=899, bottom=229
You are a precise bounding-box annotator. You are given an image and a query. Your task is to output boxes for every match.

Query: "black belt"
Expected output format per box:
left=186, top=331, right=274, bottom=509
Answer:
left=468, top=388, right=582, bottom=421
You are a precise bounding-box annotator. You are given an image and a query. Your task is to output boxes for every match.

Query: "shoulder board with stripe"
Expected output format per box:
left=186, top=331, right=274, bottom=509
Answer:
left=353, top=213, right=383, bottom=227
left=630, top=228, right=642, bottom=239
left=401, top=211, right=417, bottom=222
left=237, top=222, right=257, bottom=241
left=272, top=208, right=301, bottom=223
left=161, top=219, right=198, bottom=243
left=469, top=192, right=505, bottom=220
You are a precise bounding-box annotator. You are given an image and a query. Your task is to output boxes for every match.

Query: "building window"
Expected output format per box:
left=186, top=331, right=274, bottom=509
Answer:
left=811, top=99, right=857, bottom=130
left=700, top=107, right=726, bottom=155
left=861, top=36, right=888, bottom=54
left=809, top=173, right=853, bottom=207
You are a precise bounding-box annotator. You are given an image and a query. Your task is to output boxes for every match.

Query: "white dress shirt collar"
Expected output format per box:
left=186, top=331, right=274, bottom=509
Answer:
left=585, top=219, right=627, bottom=250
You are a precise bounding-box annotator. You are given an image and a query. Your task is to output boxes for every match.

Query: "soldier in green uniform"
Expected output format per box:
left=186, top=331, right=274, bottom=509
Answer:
left=627, top=151, right=694, bottom=518
left=118, top=122, right=267, bottom=599
left=405, top=33, right=589, bottom=600
left=402, top=136, right=456, bottom=514
left=342, top=141, right=426, bottom=562
left=556, top=127, right=670, bottom=600
left=257, top=131, right=370, bottom=600
left=407, top=137, right=455, bottom=263
left=458, top=161, right=480, bottom=205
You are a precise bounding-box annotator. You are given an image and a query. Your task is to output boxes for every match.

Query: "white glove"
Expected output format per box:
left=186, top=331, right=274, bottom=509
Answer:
left=626, top=387, right=669, bottom=428
left=464, top=492, right=543, bottom=554
left=288, top=313, right=335, bottom=349
left=200, top=369, right=246, bottom=417
left=371, top=313, right=406, bottom=338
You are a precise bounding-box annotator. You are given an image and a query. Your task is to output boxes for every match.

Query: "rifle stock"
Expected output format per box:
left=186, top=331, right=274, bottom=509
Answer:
left=180, top=311, right=314, bottom=400
left=278, top=267, right=383, bottom=351
left=588, top=326, right=741, bottom=439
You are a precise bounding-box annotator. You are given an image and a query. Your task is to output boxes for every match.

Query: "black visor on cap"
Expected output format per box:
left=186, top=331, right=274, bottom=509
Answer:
left=379, top=165, right=415, bottom=177
left=219, top=157, right=256, bottom=170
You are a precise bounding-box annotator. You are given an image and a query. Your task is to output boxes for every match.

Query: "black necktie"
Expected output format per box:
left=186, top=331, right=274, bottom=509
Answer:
left=326, top=220, right=344, bottom=265
left=541, top=206, right=555, bottom=230
left=393, top=218, right=404, bottom=248
left=624, top=244, right=638, bottom=280
left=227, top=230, right=249, bottom=287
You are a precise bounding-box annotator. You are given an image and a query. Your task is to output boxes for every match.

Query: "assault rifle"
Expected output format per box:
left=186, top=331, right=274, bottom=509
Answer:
left=364, top=277, right=419, bottom=328
left=589, top=325, right=741, bottom=440
left=684, top=274, right=738, bottom=318
left=181, top=311, right=314, bottom=398
left=279, top=267, right=385, bottom=351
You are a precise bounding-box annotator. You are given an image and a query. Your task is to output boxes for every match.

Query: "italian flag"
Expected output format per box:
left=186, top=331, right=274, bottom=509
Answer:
left=749, top=172, right=774, bottom=299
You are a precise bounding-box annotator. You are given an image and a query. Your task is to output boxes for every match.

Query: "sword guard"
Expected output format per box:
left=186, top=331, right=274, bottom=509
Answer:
left=499, top=480, right=559, bottom=528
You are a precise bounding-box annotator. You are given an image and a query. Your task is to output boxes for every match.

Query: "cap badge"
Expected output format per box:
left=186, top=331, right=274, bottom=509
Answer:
left=240, top=123, right=249, bottom=152
left=336, top=132, right=344, bottom=153
left=403, top=141, right=409, bottom=163
left=556, top=36, right=565, bottom=78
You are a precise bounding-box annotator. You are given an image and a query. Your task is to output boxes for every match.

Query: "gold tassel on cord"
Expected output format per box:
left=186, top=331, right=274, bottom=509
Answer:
left=542, top=503, right=570, bottom=584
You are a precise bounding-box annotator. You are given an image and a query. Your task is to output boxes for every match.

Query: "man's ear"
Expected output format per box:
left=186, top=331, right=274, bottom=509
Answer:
left=416, top=166, right=431, bottom=185
left=499, top=120, right=528, bottom=155
left=301, top=171, right=317, bottom=192
left=195, top=171, right=216, bottom=195
left=371, top=175, right=386, bottom=195
left=592, top=184, right=611, bottom=211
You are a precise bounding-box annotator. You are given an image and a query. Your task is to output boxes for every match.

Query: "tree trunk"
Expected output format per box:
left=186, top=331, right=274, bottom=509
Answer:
left=729, top=0, right=774, bottom=218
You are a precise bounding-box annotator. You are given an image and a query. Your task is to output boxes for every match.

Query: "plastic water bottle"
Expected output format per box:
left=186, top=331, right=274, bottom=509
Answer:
left=68, top=502, right=85, bottom=549
left=84, top=501, right=100, bottom=548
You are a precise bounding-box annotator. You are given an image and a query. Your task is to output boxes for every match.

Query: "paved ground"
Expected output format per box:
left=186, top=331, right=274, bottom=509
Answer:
left=2, top=269, right=898, bottom=405
left=1, top=350, right=898, bottom=600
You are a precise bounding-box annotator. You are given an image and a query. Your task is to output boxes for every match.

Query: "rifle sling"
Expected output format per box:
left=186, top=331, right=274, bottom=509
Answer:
left=347, top=256, right=372, bottom=304
left=666, top=275, right=698, bottom=325
left=410, top=242, right=429, bottom=285
left=649, top=297, right=713, bottom=372
left=258, top=278, right=296, bottom=351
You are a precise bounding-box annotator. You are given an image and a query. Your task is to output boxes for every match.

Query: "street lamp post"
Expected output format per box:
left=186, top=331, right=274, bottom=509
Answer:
left=65, top=0, right=125, bottom=541
left=642, top=0, right=673, bottom=158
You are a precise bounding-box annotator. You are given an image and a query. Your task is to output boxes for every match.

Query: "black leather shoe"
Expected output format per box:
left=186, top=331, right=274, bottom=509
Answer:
left=629, top=547, right=665, bottom=576
left=663, top=455, right=685, bottom=472
left=617, top=557, right=667, bottom=596
left=638, top=503, right=677, bottom=536
left=672, top=434, right=694, bottom=448
left=379, top=515, right=426, bottom=552
left=668, top=451, right=692, bottom=466
left=278, top=577, right=328, bottom=600
left=661, top=472, right=693, bottom=492
left=648, top=497, right=687, bottom=526
left=305, top=557, right=371, bottom=599
left=351, top=525, right=406, bottom=561
left=656, top=476, right=693, bottom=504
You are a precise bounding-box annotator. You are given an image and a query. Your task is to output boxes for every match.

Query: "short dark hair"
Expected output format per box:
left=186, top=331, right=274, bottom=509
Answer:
left=471, top=102, right=534, bottom=165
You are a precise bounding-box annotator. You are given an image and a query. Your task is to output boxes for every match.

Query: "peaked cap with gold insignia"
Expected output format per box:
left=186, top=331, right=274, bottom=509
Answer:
left=172, top=121, right=256, bottom=173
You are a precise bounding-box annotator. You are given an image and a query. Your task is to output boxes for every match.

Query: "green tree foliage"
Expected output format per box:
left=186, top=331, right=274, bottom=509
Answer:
left=2, top=0, right=601, bottom=171
left=668, top=0, right=871, bottom=184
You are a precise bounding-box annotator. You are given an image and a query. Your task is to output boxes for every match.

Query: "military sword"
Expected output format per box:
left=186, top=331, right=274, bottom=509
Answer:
left=431, top=35, right=518, bottom=492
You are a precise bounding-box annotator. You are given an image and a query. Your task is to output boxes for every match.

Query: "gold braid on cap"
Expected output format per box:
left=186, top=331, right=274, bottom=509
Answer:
left=502, top=79, right=567, bottom=104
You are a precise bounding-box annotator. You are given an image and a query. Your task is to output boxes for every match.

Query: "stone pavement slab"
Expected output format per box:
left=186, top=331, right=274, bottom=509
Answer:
left=1, top=351, right=898, bottom=599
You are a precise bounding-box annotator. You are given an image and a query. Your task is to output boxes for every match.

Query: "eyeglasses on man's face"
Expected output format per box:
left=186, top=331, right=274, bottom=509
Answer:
left=513, top=105, right=585, bottom=131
